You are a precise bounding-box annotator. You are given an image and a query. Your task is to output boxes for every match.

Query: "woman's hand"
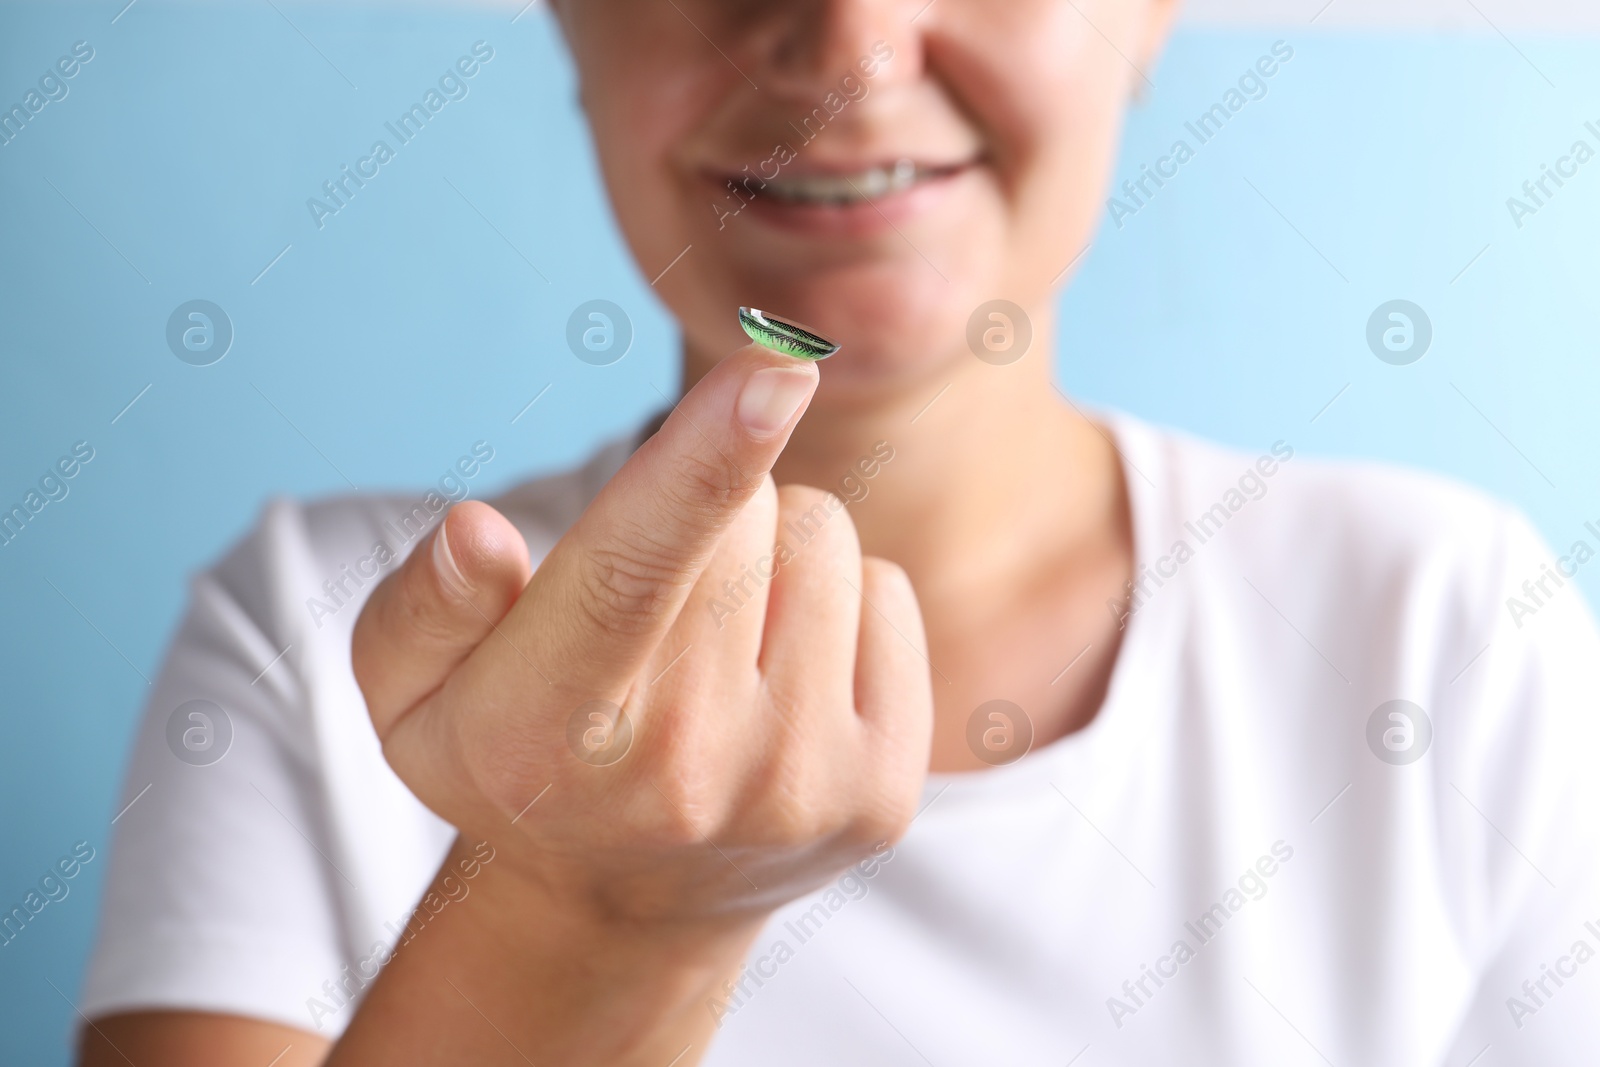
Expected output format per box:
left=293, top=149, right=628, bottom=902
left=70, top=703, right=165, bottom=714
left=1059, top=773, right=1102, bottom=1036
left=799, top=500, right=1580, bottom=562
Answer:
left=341, top=343, right=933, bottom=1064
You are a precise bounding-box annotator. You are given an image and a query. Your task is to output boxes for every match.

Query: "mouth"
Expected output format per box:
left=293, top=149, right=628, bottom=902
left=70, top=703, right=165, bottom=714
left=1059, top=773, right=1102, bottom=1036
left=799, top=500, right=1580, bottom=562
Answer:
left=704, top=156, right=977, bottom=237
left=759, top=159, right=967, bottom=206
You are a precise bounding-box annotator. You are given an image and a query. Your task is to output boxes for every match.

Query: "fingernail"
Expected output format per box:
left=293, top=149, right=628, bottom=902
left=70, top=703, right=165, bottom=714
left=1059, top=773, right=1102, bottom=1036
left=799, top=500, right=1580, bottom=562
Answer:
left=738, top=307, right=840, bottom=360
left=433, top=517, right=470, bottom=599
left=737, top=367, right=815, bottom=436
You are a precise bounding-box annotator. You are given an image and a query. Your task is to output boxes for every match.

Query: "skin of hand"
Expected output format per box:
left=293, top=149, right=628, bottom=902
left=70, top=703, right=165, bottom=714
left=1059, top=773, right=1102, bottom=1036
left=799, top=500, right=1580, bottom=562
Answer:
left=354, top=344, right=933, bottom=926
left=328, top=342, right=932, bottom=1065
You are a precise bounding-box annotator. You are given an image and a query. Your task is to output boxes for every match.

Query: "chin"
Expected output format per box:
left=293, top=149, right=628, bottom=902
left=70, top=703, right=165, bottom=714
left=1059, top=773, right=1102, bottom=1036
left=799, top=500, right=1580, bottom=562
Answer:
left=814, top=307, right=976, bottom=404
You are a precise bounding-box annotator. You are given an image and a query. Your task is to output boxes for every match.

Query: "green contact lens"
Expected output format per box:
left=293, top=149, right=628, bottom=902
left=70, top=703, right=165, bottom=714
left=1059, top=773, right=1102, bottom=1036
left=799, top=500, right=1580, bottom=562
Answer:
left=738, top=307, right=840, bottom=360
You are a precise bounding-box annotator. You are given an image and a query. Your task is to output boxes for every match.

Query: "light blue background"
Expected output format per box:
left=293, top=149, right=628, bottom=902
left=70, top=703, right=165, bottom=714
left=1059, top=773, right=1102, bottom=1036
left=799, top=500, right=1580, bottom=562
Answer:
left=2, top=2, right=1598, bottom=1062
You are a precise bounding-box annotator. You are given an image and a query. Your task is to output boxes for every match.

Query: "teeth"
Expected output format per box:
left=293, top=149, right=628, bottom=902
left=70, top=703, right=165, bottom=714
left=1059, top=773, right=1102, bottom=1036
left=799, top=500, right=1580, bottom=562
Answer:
left=763, top=159, right=927, bottom=205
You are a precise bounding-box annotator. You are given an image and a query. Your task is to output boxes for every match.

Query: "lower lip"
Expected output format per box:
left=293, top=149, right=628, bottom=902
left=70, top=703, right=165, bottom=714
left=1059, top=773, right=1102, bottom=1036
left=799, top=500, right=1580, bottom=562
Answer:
left=709, top=167, right=970, bottom=239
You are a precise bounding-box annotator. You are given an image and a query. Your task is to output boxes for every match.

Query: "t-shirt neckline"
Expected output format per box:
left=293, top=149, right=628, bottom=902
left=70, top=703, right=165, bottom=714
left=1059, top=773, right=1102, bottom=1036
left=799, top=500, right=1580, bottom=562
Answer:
left=916, top=409, right=1170, bottom=803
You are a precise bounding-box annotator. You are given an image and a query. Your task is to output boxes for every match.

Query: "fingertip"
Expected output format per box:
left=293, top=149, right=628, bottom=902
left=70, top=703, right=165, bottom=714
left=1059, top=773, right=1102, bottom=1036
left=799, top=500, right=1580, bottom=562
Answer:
left=738, top=364, right=818, bottom=438
left=855, top=556, right=933, bottom=745
left=435, top=501, right=533, bottom=601
left=858, top=556, right=927, bottom=663
left=861, top=556, right=916, bottom=606
left=354, top=502, right=532, bottom=737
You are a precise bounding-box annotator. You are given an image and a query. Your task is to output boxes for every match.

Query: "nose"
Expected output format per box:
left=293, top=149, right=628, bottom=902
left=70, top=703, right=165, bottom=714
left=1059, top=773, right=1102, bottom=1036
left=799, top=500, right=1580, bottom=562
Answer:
left=748, top=0, right=920, bottom=100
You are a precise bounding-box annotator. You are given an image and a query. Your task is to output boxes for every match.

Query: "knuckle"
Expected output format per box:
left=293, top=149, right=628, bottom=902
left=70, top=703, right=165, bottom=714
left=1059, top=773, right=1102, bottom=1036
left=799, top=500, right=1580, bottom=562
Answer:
left=776, top=482, right=834, bottom=517
left=463, top=727, right=543, bottom=817
left=861, top=554, right=910, bottom=592
left=648, top=774, right=726, bottom=846
left=844, top=806, right=908, bottom=857
left=578, top=537, right=690, bottom=636
left=852, top=779, right=918, bottom=847
left=776, top=481, right=829, bottom=505
left=744, top=744, right=841, bottom=850
left=775, top=484, right=856, bottom=555
left=666, top=450, right=756, bottom=522
left=762, top=805, right=828, bottom=852
left=747, top=787, right=813, bottom=851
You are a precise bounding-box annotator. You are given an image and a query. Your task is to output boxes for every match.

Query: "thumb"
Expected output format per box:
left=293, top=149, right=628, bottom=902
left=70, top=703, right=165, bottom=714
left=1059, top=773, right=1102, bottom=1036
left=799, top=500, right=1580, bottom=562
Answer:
left=352, top=500, right=532, bottom=738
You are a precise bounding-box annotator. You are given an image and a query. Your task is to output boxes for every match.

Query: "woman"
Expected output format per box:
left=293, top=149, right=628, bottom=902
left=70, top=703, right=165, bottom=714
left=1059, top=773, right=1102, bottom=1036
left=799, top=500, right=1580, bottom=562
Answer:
left=79, top=0, right=1600, bottom=1063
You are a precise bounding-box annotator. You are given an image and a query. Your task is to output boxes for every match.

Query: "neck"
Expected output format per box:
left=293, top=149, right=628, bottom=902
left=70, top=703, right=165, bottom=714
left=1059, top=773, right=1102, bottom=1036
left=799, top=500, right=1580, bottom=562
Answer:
left=680, top=310, right=1127, bottom=612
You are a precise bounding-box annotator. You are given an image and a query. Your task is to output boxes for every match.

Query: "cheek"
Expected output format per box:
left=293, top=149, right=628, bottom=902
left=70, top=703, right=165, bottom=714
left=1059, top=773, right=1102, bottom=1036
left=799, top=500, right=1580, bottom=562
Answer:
left=922, top=1, right=1134, bottom=282
left=584, top=59, right=720, bottom=270
left=993, top=6, right=1137, bottom=276
left=941, top=0, right=1125, bottom=157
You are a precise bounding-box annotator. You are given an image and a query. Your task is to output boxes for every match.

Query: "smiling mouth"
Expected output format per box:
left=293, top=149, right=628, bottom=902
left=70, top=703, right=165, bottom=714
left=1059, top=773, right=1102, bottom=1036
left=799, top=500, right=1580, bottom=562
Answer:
left=718, top=158, right=973, bottom=208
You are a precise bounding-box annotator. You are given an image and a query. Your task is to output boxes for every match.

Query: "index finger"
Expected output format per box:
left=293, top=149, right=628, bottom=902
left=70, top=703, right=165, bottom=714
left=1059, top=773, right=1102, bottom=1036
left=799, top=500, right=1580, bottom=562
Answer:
left=523, top=341, right=820, bottom=688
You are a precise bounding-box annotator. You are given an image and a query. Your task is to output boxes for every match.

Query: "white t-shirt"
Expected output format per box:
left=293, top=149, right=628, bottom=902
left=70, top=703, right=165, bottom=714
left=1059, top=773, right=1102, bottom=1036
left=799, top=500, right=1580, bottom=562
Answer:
left=83, top=414, right=1600, bottom=1065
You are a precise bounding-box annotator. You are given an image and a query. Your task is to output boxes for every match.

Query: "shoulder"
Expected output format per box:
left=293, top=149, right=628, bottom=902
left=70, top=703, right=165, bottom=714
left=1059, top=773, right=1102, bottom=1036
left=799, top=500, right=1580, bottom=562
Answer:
left=1130, top=417, right=1522, bottom=581
left=1107, top=415, right=1600, bottom=1048
left=1118, top=413, right=1600, bottom=879
left=1113, top=411, right=1600, bottom=767
left=1113, top=415, right=1567, bottom=647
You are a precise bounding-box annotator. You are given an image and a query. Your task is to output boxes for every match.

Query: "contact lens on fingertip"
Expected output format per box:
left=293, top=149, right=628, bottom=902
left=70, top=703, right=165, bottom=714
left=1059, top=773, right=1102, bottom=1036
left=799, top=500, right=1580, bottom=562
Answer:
left=738, top=307, right=840, bottom=360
